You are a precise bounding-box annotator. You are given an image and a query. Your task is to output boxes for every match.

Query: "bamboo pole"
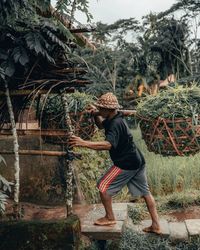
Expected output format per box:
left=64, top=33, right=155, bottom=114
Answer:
left=4, top=82, right=20, bottom=217
left=60, top=92, right=85, bottom=215
left=60, top=92, right=74, bottom=216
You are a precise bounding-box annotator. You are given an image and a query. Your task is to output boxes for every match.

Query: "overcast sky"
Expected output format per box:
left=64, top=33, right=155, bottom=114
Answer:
left=76, top=0, right=177, bottom=24
left=52, top=0, right=177, bottom=24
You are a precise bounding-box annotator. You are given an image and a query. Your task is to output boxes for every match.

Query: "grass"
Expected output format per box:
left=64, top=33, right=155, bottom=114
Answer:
left=132, top=127, right=200, bottom=196
left=158, top=190, right=200, bottom=210
left=120, top=228, right=200, bottom=250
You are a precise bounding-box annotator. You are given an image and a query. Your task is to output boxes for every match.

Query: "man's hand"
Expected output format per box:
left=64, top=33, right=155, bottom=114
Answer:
left=86, top=104, right=100, bottom=117
left=68, top=135, right=86, bottom=148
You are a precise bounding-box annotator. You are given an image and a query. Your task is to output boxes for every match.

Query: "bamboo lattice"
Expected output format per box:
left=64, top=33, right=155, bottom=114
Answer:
left=41, top=111, right=96, bottom=144
left=139, top=115, right=200, bottom=156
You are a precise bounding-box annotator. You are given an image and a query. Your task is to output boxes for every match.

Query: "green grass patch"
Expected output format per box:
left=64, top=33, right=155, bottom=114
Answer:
left=127, top=204, right=147, bottom=224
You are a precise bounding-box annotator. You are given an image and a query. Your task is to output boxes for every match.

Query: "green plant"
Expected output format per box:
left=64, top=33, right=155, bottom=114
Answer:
left=127, top=204, right=146, bottom=224
left=137, top=85, right=200, bottom=119
left=121, top=227, right=200, bottom=250
left=74, top=131, right=111, bottom=203
left=40, top=91, right=96, bottom=141
left=120, top=228, right=171, bottom=250
left=0, top=155, right=12, bottom=215
left=165, top=190, right=200, bottom=209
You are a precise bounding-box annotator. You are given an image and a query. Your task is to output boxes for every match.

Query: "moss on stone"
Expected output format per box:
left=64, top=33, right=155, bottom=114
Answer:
left=0, top=214, right=80, bottom=250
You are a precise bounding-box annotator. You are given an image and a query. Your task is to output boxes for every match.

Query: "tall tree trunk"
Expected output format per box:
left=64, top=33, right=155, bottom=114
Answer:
left=4, top=82, right=20, bottom=216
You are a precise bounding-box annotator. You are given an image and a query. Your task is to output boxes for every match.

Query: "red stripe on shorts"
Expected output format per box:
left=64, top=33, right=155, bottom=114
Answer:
left=98, top=166, right=122, bottom=193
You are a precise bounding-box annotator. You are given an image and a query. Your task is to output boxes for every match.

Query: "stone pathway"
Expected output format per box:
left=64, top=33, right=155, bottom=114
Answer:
left=130, top=218, right=200, bottom=242
left=77, top=203, right=200, bottom=242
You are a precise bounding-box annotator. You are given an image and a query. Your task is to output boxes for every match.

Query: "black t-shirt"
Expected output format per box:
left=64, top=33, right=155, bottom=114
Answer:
left=102, top=112, right=145, bottom=170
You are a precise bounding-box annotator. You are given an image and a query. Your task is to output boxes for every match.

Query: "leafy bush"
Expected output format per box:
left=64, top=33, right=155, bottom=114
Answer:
left=137, top=85, right=200, bottom=119
left=120, top=228, right=171, bottom=250
left=74, top=131, right=111, bottom=203
left=127, top=204, right=146, bottom=224
left=0, top=155, right=12, bottom=215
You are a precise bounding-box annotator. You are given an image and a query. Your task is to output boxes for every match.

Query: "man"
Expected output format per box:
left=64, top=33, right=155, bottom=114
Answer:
left=69, top=92, right=161, bottom=234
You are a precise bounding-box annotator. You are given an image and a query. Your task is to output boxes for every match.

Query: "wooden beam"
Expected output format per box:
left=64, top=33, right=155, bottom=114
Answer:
left=69, top=28, right=96, bottom=33
left=119, top=110, right=137, bottom=116
left=0, top=89, right=75, bottom=96
left=17, top=80, right=92, bottom=90
left=0, top=150, right=67, bottom=156
left=0, top=150, right=81, bottom=158
left=0, top=129, right=71, bottom=137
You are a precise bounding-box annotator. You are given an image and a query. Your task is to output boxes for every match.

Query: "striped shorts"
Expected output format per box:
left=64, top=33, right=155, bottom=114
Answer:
left=97, top=165, right=150, bottom=197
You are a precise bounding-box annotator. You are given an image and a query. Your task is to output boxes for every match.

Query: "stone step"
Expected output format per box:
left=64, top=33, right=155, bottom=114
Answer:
left=126, top=218, right=170, bottom=237
left=169, top=222, right=188, bottom=242
left=141, top=219, right=170, bottom=237
left=185, top=219, right=200, bottom=236
left=75, top=203, right=200, bottom=242
left=77, top=203, right=129, bottom=240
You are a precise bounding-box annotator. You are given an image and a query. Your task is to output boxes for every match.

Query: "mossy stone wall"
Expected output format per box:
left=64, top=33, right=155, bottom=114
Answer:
left=0, top=135, right=67, bottom=204
left=0, top=214, right=81, bottom=250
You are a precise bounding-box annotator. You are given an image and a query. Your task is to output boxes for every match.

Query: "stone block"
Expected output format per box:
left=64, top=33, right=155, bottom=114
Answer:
left=185, top=219, right=200, bottom=236
left=169, top=222, right=188, bottom=242
left=141, top=219, right=170, bottom=237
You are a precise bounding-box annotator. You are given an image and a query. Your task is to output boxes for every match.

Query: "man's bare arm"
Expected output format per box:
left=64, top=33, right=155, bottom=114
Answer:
left=69, top=135, right=111, bottom=150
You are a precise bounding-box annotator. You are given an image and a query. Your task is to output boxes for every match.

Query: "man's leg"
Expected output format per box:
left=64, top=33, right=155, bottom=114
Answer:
left=142, top=193, right=161, bottom=234
left=95, top=165, right=125, bottom=226
left=100, top=191, right=115, bottom=220
left=94, top=192, right=116, bottom=225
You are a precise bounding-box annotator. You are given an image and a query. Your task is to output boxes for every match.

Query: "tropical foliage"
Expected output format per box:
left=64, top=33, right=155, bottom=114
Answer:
left=0, top=0, right=92, bottom=214
left=76, top=1, right=200, bottom=99
left=0, top=156, right=12, bottom=215
left=0, top=0, right=73, bottom=85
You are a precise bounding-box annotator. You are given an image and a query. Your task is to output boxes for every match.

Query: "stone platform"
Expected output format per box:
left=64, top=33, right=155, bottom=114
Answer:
left=74, top=203, right=128, bottom=240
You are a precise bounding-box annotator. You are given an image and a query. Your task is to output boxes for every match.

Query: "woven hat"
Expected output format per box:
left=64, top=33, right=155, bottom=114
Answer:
left=95, top=92, right=122, bottom=109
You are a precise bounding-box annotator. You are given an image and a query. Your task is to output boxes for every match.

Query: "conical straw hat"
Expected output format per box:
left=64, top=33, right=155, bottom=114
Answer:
left=95, top=92, right=122, bottom=109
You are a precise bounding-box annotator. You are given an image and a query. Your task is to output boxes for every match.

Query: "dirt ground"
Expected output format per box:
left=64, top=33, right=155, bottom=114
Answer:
left=167, top=206, right=200, bottom=221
